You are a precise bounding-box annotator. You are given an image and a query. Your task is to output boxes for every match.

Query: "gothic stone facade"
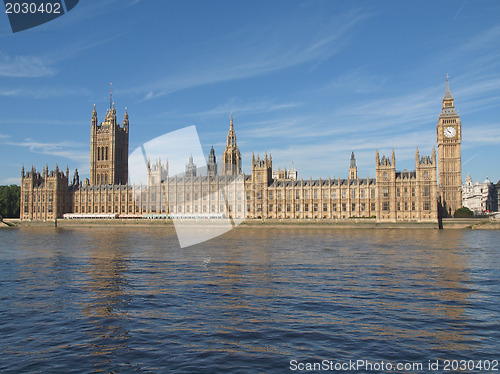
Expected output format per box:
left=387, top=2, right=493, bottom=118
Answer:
left=23, top=82, right=460, bottom=223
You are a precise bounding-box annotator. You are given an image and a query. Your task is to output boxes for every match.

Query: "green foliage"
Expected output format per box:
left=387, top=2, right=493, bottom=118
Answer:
left=0, top=185, right=20, bottom=218
left=453, top=206, right=474, bottom=218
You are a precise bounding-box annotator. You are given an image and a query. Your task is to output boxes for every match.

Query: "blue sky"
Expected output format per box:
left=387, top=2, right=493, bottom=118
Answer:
left=1, top=0, right=499, bottom=185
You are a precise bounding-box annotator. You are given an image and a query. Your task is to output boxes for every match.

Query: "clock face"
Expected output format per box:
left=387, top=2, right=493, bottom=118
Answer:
left=444, top=126, right=456, bottom=138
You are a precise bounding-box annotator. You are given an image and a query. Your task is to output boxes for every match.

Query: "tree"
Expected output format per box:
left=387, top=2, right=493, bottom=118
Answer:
left=0, top=185, right=21, bottom=218
left=454, top=206, right=474, bottom=218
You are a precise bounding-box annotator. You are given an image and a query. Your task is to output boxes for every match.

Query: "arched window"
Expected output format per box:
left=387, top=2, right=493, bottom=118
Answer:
left=97, top=174, right=100, bottom=184
left=105, top=174, right=108, bottom=184
left=105, top=147, right=109, bottom=160
left=97, top=147, right=100, bottom=161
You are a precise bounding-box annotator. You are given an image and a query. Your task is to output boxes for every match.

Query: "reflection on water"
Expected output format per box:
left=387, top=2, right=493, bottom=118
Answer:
left=0, top=227, right=499, bottom=373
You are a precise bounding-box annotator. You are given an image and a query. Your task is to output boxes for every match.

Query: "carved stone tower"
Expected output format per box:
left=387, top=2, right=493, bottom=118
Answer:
left=437, top=76, right=462, bottom=216
left=207, top=146, right=218, bottom=177
left=90, top=86, right=129, bottom=185
left=185, top=155, right=197, bottom=177
left=147, top=158, right=168, bottom=187
left=221, top=113, right=242, bottom=176
left=250, top=152, right=272, bottom=218
left=375, top=149, right=396, bottom=221
left=349, top=152, right=358, bottom=180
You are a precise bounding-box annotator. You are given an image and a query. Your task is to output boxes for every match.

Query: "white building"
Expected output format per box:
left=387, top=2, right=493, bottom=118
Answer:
left=462, top=174, right=495, bottom=215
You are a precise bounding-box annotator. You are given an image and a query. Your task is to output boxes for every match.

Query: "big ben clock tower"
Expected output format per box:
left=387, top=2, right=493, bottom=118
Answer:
left=437, top=75, right=462, bottom=216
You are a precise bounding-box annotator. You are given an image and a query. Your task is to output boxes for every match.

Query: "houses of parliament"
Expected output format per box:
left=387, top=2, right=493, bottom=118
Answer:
left=20, top=79, right=463, bottom=222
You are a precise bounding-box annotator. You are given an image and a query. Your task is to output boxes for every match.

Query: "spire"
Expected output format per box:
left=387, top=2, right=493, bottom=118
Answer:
left=349, top=151, right=357, bottom=179
left=208, top=145, right=216, bottom=162
left=444, top=74, right=453, bottom=100
left=222, top=112, right=241, bottom=176
left=123, top=107, right=129, bottom=128
left=350, top=151, right=356, bottom=168
left=226, top=112, right=237, bottom=148
left=91, top=104, right=98, bottom=127
left=109, top=83, right=113, bottom=110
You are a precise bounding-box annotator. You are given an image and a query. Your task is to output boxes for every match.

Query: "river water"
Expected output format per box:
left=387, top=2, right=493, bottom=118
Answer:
left=0, top=227, right=499, bottom=373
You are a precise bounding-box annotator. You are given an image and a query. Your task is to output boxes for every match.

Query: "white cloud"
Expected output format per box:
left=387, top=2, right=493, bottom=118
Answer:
left=1, top=177, right=20, bottom=185
left=0, top=52, right=55, bottom=77
left=126, top=9, right=371, bottom=100
left=463, top=124, right=500, bottom=145
left=4, top=139, right=88, bottom=162
left=191, top=99, right=302, bottom=118
left=0, top=86, right=91, bottom=99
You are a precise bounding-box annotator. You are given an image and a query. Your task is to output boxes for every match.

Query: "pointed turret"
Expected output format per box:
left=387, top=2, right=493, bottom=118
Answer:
left=109, top=82, right=113, bottom=110
left=185, top=154, right=197, bottom=177
left=92, top=104, right=98, bottom=127
left=222, top=112, right=242, bottom=176
left=123, top=107, right=129, bottom=131
left=440, top=74, right=457, bottom=116
left=123, top=107, right=128, bottom=122
left=415, top=146, right=420, bottom=164
left=73, top=169, right=80, bottom=186
left=207, top=146, right=218, bottom=177
left=226, top=112, right=236, bottom=147
left=349, top=151, right=357, bottom=179
left=444, top=74, right=453, bottom=100
left=208, top=148, right=215, bottom=163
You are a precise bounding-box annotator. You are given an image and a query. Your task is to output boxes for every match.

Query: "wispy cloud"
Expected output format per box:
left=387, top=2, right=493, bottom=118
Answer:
left=192, top=99, right=302, bottom=118
left=3, top=138, right=88, bottom=162
left=0, top=85, right=91, bottom=99
left=127, top=9, right=371, bottom=100
left=463, top=124, right=500, bottom=145
left=0, top=51, right=55, bottom=77
left=0, top=177, right=20, bottom=185
left=319, top=69, right=389, bottom=95
left=459, top=24, right=500, bottom=52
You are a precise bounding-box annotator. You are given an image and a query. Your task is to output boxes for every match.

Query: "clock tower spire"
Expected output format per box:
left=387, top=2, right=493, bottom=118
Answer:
left=437, top=75, right=462, bottom=216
